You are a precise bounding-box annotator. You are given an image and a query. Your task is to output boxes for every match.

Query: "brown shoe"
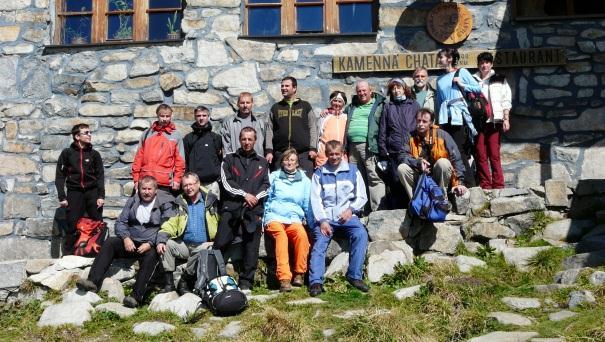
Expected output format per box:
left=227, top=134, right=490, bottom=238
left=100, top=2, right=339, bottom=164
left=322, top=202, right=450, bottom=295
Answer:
left=279, top=280, right=292, bottom=292
left=292, top=274, right=304, bottom=287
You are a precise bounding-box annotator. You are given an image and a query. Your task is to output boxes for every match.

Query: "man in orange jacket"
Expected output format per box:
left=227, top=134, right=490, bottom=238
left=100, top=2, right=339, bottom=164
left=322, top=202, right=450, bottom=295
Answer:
left=132, top=104, right=186, bottom=195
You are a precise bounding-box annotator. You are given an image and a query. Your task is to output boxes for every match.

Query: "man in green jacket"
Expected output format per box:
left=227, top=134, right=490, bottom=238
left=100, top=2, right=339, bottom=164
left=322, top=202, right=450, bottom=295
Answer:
left=156, top=172, right=219, bottom=294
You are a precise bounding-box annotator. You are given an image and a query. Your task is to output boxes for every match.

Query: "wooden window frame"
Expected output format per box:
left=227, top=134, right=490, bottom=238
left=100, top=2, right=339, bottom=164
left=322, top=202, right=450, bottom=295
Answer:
left=243, top=0, right=375, bottom=37
left=512, top=0, right=605, bottom=21
left=54, top=0, right=182, bottom=45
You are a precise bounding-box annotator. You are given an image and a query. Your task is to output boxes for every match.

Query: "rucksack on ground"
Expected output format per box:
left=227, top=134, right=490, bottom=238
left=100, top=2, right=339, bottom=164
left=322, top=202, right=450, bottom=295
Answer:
left=409, top=174, right=449, bottom=222
left=73, top=217, right=107, bottom=257
left=193, top=249, right=248, bottom=316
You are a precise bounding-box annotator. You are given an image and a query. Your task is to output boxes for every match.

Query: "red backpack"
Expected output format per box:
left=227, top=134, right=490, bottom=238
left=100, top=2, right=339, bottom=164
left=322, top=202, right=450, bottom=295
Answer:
left=74, top=218, right=107, bottom=257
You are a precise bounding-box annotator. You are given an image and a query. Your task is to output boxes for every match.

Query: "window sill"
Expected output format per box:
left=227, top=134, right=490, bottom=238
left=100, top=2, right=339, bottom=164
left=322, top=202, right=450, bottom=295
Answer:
left=43, top=38, right=185, bottom=55
left=239, top=32, right=377, bottom=42
left=513, top=14, right=605, bottom=21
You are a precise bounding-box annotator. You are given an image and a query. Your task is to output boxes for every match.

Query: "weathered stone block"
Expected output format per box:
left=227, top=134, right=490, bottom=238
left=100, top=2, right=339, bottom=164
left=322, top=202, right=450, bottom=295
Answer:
left=314, top=43, right=378, bottom=56
left=3, top=194, right=38, bottom=219
left=196, top=40, right=230, bottom=67
left=212, top=62, right=260, bottom=96
left=65, top=52, right=99, bottom=73
left=416, top=222, right=462, bottom=255
left=79, top=104, right=131, bottom=117
left=0, top=26, right=20, bottom=42
left=0, top=238, right=52, bottom=262
left=19, top=218, right=54, bottom=237
left=226, top=38, right=276, bottom=62
left=490, top=195, right=545, bottom=217
left=366, top=209, right=409, bottom=241
left=103, top=64, right=128, bottom=81
left=544, top=179, right=568, bottom=207
left=123, top=77, right=155, bottom=89
left=159, top=73, right=183, bottom=91
left=469, top=221, right=516, bottom=240
left=0, top=260, right=26, bottom=288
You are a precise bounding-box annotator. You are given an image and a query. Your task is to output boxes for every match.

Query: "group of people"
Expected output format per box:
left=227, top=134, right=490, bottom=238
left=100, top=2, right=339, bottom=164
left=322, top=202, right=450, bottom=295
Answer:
left=55, top=48, right=512, bottom=309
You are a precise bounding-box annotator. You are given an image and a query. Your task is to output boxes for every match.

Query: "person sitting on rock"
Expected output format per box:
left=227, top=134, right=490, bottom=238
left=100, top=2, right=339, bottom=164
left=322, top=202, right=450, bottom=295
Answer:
left=308, top=140, right=369, bottom=296
left=156, top=172, right=219, bottom=295
left=76, top=176, right=176, bottom=308
left=398, top=108, right=468, bottom=199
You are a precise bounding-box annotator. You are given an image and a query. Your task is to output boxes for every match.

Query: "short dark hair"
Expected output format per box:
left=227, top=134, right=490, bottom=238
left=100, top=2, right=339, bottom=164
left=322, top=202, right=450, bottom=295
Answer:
left=387, top=82, right=415, bottom=101
left=281, top=76, right=297, bottom=88
left=239, top=126, right=257, bottom=140
left=325, top=140, right=343, bottom=153
left=329, top=91, right=347, bottom=105
left=417, top=108, right=435, bottom=122
left=194, top=106, right=210, bottom=115
left=156, top=103, right=173, bottom=114
left=139, top=176, right=158, bottom=190
left=182, top=171, right=200, bottom=184
left=437, top=48, right=460, bottom=67
left=71, top=123, right=90, bottom=140
left=477, top=52, right=494, bottom=65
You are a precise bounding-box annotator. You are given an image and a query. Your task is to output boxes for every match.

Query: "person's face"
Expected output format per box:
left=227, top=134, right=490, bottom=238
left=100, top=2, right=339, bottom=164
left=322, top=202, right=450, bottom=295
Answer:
left=157, top=109, right=173, bottom=126
left=281, top=153, right=299, bottom=173
left=239, top=131, right=256, bottom=152
left=194, top=110, right=210, bottom=126
left=139, top=182, right=157, bottom=202
left=326, top=146, right=343, bottom=166
left=281, top=80, right=296, bottom=99
left=391, top=84, right=405, bottom=97
left=238, top=95, right=254, bottom=116
left=75, top=128, right=92, bottom=145
left=356, top=83, right=371, bottom=104
left=330, top=97, right=345, bottom=113
left=413, top=70, right=428, bottom=90
left=437, top=53, right=452, bottom=69
left=416, top=112, right=433, bottom=136
left=182, top=176, right=201, bottom=200
left=479, top=60, right=493, bottom=76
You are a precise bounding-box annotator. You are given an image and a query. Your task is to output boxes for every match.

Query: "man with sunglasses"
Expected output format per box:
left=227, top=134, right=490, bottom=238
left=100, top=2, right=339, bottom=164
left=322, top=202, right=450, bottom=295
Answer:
left=55, top=123, right=105, bottom=254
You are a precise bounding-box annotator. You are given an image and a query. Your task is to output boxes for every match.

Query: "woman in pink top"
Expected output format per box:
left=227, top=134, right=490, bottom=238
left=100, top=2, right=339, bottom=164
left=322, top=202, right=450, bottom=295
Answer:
left=316, top=91, right=348, bottom=167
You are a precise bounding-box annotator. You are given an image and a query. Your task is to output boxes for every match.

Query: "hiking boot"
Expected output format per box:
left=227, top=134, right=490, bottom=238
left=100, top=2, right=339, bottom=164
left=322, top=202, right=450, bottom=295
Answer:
left=177, top=274, right=192, bottom=296
left=123, top=296, right=139, bottom=308
left=309, top=283, right=323, bottom=297
left=238, top=280, right=252, bottom=291
left=76, top=278, right=98, bottom=293
left=346, top=277, right=370, bottom=293
left=291, top=274, right=304, bottom=287
left=160, top=272, right=176, bottom=293
left=279, top=280, right=292, bottom=293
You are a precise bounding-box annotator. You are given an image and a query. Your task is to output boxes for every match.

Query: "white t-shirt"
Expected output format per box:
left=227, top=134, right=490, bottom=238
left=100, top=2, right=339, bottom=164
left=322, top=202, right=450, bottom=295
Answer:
left=136, top=198, right=156, bottom=224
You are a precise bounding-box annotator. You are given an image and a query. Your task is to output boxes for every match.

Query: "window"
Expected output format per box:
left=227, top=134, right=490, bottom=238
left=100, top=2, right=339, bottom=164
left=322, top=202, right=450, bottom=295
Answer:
left=244, top=0, right=375, bottom=36
left=55, top=0, right=183, bottom=45
left=514, top=0, right=605, bottom=20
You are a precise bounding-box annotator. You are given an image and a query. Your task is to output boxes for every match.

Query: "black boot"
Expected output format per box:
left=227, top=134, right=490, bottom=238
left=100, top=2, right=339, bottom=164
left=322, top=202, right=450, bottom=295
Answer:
left=177, top=273, right=192, bottom=296
left=161, top=272, right=176, bottom=293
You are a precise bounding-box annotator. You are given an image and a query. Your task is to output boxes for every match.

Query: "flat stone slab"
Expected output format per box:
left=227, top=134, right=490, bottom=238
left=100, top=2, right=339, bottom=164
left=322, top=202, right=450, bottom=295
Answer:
left=163, top=293, right=203, bottom=320
left=323, top=328, right=336, bottom=337
left=133, top=321, right=175, bottom=336
left=25, top=259, right=54, bottom=275
left=149, top=291, right=180, bottom=312
left=455, top=255, right=486, bottom=273
left=218, top=320, right=242, bottom=339
left=54, top=255, right=94, bottom=270
left=502, top=246, right=552, bottom=271
left=548, top=310, right=577, bottom=321
left=530, top=339, right=565, bottom=342
left=393, top=285, right=423, bottom=300
left=333, top=309, right=365, bottom=319
left=534, top=284, right=573, bottom=293
left=0, top=260, right=26, bottom=288
left=568, top=290, right=596, bottom=308
left=248, top=293, right=280, bottom=303
left=100, top=277, right=125, bottom=302
left=286, top=298, right=327, bottom=305
left=488, top=312, right=533, bottom=326
left=95, top=302, right=136, bottom=318
left=191, top=323, right=211, bottom=338
left=589, top=270, right=605, bottom=285
left=468, top=331, right=539, bottom=342
left=62, top=288, right=102, bottom=304
left=501, top=297, right=541, bottom=310
left=38, top=301, right=93, bottom=327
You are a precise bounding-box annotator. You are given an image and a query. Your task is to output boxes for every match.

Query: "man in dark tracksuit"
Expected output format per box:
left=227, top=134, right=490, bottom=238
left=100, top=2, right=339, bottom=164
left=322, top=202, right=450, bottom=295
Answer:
left=214, top=127, right=270, bottom=290
left=183, top=105, right=223, bottom=196
left=265, top=76, right=317, bottom=176
left=55, top=123, right=105, bottom=253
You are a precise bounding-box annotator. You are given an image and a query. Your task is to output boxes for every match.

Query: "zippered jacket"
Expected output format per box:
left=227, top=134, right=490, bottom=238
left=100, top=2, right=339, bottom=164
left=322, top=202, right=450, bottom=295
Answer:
left=183, top=122, right=222, bottom=184
left=266, top=98, right=317, bottom=153
left=343, top=92, right=385, bottom=155
left=220, top=149, right=270, bottom=215
left=131, top=121, right=186, bottom=188
left=263, top=169, right=312, bottom=226
left=55, top=142, right=105, bottom=201
left=316, top=113, right=347, bottom=167
left=472, top=70, right=512, bottom=122
left=310, top=161, right=367, bottom=223
left=115, top=191, right=176, bottom=246
left=378, top=98, right=420, bottom=158
left=220, top=113, right=266, bottom=157
left=436, top=68, right=482, bottom=135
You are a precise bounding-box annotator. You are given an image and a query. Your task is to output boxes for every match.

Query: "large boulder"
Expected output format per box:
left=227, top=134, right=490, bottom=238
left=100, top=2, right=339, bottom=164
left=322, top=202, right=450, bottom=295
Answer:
left=415, top=223, right=463, bottom=255
left=366, top=209, right=409, bottom=241
left=367, top=249, right=413, bottom=283
left=38, top=301, right=93, bottom=327
left=468, top=220, right=516, bottom=240
left=489, top=195, right=545, bottom=217
left=535, top=219, right=595, bottom=242
left=562, top=250, right=605, bottom=269
left=501, top=246, right=551, bottom=271
left=325, top=252, right=349, bottom=278
left=163, top=293, right=204, bottom=320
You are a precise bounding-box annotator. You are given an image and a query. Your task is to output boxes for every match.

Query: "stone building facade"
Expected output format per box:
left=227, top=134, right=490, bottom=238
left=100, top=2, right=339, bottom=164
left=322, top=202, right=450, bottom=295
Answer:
left=0, top=0, right=603, bottom=261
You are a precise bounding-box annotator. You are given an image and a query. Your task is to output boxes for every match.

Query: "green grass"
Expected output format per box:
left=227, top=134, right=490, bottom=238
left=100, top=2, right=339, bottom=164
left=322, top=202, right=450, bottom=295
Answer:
left=516, top=211, right=557, bottom=246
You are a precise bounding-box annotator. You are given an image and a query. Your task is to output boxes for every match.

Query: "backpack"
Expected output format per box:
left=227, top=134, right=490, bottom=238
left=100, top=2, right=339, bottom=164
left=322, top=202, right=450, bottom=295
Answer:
left=193, top=249, right=248, bottom=316
left=409, top=173, right=449, bottom=222
left=453, top=69, right=493, bottom=129
left=73, top=218, right=107, bottom=257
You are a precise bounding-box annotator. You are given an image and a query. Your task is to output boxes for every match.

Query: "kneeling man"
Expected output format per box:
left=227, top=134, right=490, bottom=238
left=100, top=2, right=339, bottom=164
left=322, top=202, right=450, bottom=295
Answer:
left=76, top=176, right=176, bottom=308
left=309, top=140, right=369, bottom=296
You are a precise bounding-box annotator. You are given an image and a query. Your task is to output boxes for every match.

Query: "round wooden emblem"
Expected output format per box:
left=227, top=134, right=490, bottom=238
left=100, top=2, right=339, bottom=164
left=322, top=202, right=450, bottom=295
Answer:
left=426, top=3, right=473, bottom=45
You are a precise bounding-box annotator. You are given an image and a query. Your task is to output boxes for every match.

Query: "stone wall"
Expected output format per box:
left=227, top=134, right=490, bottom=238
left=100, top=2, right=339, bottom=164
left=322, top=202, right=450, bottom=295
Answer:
left=0, top=0, right=603, bottom=261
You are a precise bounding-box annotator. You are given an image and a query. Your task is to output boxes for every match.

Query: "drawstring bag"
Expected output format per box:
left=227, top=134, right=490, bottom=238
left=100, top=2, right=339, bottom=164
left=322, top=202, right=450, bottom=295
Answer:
left=409, top=173, right=449, bottom=222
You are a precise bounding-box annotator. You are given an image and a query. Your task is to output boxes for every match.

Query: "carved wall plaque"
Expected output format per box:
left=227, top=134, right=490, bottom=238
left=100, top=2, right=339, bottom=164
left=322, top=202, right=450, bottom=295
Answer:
left=427, top=3, right=473, bottom=44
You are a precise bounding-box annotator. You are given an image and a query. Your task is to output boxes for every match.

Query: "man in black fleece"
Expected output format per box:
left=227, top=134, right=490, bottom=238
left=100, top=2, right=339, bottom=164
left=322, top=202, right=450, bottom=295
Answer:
left=55, top=123, right=105, bottom=253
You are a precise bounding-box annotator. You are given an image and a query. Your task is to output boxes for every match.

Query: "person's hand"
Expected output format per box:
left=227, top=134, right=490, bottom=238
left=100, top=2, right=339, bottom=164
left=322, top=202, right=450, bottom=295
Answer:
left=265, top=152, right=273, bottom=164
left=338, top=207, right=353, bottom=224
left=59, top=200, right=68, bottom=208
left=171, top=182, right=180, bottom=191
left=309, top=150, right=317, bottom=160
left=96, top=198, right=104, bottom=208
left=420, top=159, right=431, bottom=174
left=320, top=108, right=334, bottom=118
left=503, top=118, right=510, bottom=132
left=123, top=237, right=136, bottom=252
left=137, top=242, right=151, bottom=254
left=320, top=221, right=332, bottom=237
left=156, top=243, right=166, bottom=255
left=244, top=193, right=258, bottom=208
left=452, top=185, right=468, bottom=196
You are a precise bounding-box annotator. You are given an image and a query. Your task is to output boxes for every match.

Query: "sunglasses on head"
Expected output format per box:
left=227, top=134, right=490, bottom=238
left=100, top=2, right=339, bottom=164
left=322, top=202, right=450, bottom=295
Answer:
left=79, top=131, right=91, bottom=136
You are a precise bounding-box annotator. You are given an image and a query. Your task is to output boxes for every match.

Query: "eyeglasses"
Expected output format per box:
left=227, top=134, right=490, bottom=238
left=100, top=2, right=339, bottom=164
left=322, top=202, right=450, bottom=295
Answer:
left=79, top=131, right=92, bottom=136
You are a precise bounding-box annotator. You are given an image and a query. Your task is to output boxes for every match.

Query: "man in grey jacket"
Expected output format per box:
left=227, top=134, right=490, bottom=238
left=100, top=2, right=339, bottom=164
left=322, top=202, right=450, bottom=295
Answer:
left=76, top=176, right=176, bottom=308
left=412, top=67, right=436, bottom=112
left=221, top=92, right=266, bottom=156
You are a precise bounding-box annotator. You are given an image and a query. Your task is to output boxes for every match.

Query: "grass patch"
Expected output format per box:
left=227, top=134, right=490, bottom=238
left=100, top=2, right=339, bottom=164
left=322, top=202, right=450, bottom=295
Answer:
left=517, top=211, right=557, bottom=245
left=380, top=257, right=430, bottom=287
left=527, top=247, right=575, bottom=275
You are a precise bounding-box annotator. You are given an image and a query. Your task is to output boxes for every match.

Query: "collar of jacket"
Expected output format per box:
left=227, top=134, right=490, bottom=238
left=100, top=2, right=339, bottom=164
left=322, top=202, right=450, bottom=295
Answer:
left=277, top=169, right=303, bottom=181
left=388, top=97, right=416, bottom=105
left=190, top=122, right=212, bottom=133
left=233, top=113, right=258, bottom=122
left=235, top=148, right=259, bottom=159
left=320, top=160, right=350, bottom=175
left=412, top=124, right=440, bottom=144
left=151, top=121, right=176, bottom=134
left=278, top=97, right=301, bottom=105
left=70, top=141, right=92, bottom=151
left=473, top=68, right=495, bottom=81
left=350, top=92, right=385, bottom=107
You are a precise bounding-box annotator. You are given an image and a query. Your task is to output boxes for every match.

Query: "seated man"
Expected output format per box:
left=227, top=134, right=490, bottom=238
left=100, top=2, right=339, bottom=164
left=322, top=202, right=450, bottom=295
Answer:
left=397, top=108, right=468, bottom=199
left=308, top=140, right=369, bottom=296
left=156, top=172, right=219, bottom=295
left=76, top=176, right=176, bottom=308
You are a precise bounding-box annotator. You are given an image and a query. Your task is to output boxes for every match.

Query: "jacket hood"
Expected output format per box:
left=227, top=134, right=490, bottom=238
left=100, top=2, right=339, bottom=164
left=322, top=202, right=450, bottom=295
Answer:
left=70, top=142, right=92, bottom=151
left=151, top=121, right=176, bottom=133
left=191, top=121, right=212, bottom=133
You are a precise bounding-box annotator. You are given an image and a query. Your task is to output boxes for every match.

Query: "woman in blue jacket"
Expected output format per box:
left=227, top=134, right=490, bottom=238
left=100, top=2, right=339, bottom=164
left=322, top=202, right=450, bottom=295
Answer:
left=263, top=148, right=312, bottom=292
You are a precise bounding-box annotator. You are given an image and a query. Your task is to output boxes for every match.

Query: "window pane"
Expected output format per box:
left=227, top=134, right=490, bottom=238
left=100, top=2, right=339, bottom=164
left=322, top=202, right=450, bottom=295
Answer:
left=149, top=12, right=183, bottom=40
left=248, top=7, right=280, bottom=36
left=339, top=3, right=373, bottom=33
left=149, top=0, right=182, bottom=9
left=108, top=14, right=133, bottom=40
left=108, top=0, right=133, bottom=12
left=64, top=15, right=91, bottom=44
left=65, top=0, right=92, bottom=12
left=297, top=6, right=323, bottom=32
left=248, top=0, right=280, bottom=3
left=296, top=0, right=322, bottom=2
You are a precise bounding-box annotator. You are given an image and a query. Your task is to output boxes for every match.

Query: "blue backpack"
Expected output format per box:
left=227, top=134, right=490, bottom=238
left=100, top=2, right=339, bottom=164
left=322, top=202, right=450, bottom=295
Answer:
left=409, top=174, right=449, bottom=222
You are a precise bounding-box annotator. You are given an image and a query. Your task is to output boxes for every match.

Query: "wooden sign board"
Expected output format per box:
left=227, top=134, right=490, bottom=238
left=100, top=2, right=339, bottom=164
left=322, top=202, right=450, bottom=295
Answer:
left=332, top=48, right=567, bottom=74
left=427, top=3, right=473, bottom=45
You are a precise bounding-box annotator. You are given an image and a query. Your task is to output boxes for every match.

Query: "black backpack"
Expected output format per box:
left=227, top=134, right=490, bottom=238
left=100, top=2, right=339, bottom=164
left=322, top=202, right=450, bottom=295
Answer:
left=192, top=249, right=248, bottom=316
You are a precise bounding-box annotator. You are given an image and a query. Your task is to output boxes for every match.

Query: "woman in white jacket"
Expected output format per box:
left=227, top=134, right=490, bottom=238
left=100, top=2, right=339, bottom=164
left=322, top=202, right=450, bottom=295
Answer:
left=473, top=52, right=512, bottom=189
